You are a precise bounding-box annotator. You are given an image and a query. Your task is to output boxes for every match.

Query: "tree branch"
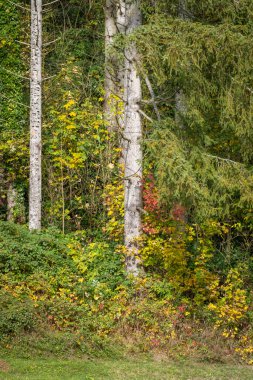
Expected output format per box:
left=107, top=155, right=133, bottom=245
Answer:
left=6, top=0, right=29, bottom=11
left=42, top=75, right=57, bottom=81
left=15, top=40, right=30, bottom=46
left=205, top=154, right=243, bottom=166
left=42, top=0, right=60, bottom=6
left=144, top=75, right=161, bottom=121
left=0, top=67, right=29, bottom=81
left=43, top=37, right=61, bottom=47
left=138, top=109, right=153, bottom=123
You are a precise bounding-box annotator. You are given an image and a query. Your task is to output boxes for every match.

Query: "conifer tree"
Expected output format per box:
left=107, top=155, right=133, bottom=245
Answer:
left=136, top=0, right=253, bottom=222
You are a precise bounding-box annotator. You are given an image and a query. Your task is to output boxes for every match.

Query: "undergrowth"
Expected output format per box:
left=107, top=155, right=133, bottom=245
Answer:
left=0, top=221, right=253, bottom=364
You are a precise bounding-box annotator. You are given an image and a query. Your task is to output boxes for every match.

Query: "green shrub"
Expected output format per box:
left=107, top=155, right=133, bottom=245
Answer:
left=0, top=222, right=76, bottom=277
left=0, top=290, right=37, bottom=337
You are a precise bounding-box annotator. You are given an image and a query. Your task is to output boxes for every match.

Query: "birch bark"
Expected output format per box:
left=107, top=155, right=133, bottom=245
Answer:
left=121, top=0, right=143, bottom=276
left=175, top=0, right=189, bottom=128
left=29, top=0, right=42, bottom=230
left=104, top=0, right=118, bottom=132
left=7, top=183, right=17, bottom=222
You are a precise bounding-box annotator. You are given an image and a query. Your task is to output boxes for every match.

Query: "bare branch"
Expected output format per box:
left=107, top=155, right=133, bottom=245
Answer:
left=0, top=67, right=29, bottom=81
left=15, top=40, right=30, bottom=46
left=137, top=207, right=148, bottom=215
left=0, top=118, right=26, bottom=124
left=43, top=37, right=61, bottom=47
left=42, top=0, right=60, bottom=6
left=118, top=131, right=131, bottom=143
left=144, top=75, right=161, bottom=121
left=205, top=154, right=243, bottom=166
left=122, top=166, right=142, bottom=181
left=0, top=94, right=30, bottom=109
left=138, top=109, right=153, bottom=123
left=6, top=0, right=29, bottom=11
left=42, top=75, right=57, bottom=81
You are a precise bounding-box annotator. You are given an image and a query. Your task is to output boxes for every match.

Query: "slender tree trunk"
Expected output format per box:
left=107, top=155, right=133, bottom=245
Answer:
left=105, top=0, right=143, bottom=275
left=7, top=183, right=17, bottom=222
left=104, top=0, right=118, bottom=132
left=121, top=0, right=143, bottom=276
left=175, top=0, right=189, bottom=128
left=178, top=0, right=189, bottom=19
left=29, top=0, right=42, bottom=230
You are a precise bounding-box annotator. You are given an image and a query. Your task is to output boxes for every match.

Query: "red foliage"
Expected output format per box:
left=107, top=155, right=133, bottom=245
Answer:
left=142, top=174, right=187, bottom=235
left=171, top=203, right=187, bottom=222
left=143, top=174, right=160, bottom=214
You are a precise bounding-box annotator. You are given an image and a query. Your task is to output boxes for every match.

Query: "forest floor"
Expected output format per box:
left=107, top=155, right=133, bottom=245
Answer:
left=0, top=357, right=253, bottom=380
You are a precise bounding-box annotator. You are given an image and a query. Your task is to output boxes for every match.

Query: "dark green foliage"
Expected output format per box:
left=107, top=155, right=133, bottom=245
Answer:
left=0, top=223, right=126, bottom=355
left=0, top=290, right=37, bottom=338
left=0, top=222, right=76, bottom=277
left=134, top=6, right=253, bottom=222
left=0, top=0, right=29, bottom=220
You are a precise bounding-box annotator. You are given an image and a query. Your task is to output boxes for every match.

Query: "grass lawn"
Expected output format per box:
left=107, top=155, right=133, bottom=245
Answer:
left=0, top=357, right=253, bottom=380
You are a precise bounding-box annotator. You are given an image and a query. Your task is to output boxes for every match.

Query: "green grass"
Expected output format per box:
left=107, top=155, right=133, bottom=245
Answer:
left=0, top=357, right=253, bottom=380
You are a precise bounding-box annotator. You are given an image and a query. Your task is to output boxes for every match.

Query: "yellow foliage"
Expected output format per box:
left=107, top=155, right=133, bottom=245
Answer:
left=103, top=180, right=124, bottom=241
left=63, top=99, right=75, bottom=110
left=208, top=267, right=249, bottom=339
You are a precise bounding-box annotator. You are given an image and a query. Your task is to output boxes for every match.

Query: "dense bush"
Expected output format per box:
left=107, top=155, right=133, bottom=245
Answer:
left=0, top=221, right=253, bottom=364
left=0, top=222, right=76, bottom=277
left=0, top=290, right=37, bottom=338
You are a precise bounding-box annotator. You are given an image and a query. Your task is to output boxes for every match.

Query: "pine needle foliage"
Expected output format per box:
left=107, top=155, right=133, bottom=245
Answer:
left=131, top=4, right=253, bottom=222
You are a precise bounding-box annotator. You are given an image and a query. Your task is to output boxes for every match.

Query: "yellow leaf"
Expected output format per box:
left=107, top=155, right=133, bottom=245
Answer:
left=66, top=124, right=77, bottom=130
left=58, top=114, right=67, bottom=122
left=64, top=99, right=75, bottom=110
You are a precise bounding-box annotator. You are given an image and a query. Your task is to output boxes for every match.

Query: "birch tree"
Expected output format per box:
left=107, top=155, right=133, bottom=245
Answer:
left=175, top=0, right=189, bottom=128
left=119, top=0, right=143, bottom=276
left=104, top=0, right=117, bottom=132
left=29, top=0, right=42, bottom=230
left=104, top=0, right=143, bottom=275
left=7, top=184, right=17, bottom=222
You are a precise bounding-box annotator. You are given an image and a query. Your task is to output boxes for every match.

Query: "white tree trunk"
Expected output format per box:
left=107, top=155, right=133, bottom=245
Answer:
left=104, top=0, right=118, bottom=132
left=175, top=90, right=187, bottom=128
left=178, top=0, right=189, bottom=20
left=175, top=0, right=189, bottom=128
left=29, top=0, right=42, bottom=230
left=121, top=0, right=143, bottom=276
left=7, top=183, right=17, bottom=222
